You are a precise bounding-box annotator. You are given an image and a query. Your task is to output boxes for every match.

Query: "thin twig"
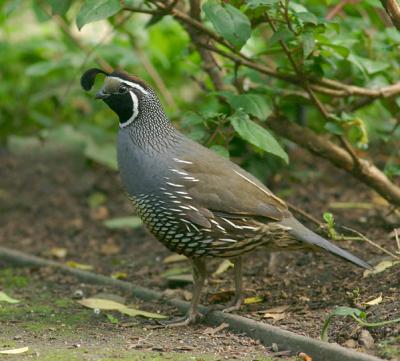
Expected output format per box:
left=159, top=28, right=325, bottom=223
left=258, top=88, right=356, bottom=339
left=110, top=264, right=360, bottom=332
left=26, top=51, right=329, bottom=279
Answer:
left=283, top=0, right=299, bottom=35
left=380, top=0, right=400, bottom=31
left=124, top=31, right=177, bottom=109
left=124, top=0, right=400, bottom=101
left=395, top=228, right=400, bottom=254
left=341, top=226, right=400, bottom=259
left=326, top=0, right=356, bottom=20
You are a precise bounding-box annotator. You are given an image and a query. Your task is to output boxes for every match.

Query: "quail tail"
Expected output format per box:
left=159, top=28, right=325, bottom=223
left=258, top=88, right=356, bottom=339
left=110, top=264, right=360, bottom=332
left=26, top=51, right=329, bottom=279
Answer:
left=281, top=217, right=371, bottom=269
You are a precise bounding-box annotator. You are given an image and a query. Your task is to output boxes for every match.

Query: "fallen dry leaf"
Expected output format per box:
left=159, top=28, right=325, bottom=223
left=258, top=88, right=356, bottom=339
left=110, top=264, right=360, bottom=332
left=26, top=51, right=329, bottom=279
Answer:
left=264, top=312, right=286, bottom=321
left=298, top=352, right=312, bottom=361
left=100, top=239, right=121, bottom=255
left=363, top=259, right=400, bottom=277
left=204, top=322, right=229, bottom=335
left=212, top=260, right=233, bottom=276
left=50, top=247, right=67, bottom=259
left=364, top=293, right=383, bottom=306
left=119, top=307, right=167, bottom=319
left=0, top=346, right=29, bottom=354
left=0, top=291, right=20, bottom=304
left=261, top=305, right=289, bottom=314
left=182, top=290, right=192, bottom=301
left=244, top=296, right=264, bottom=305
left=78, top=298, right=124, bottom=310
left=208, top=290, right=234, bottom=304
left=78, top=298, right=167, bottom=319
left=111, top=272, right=128, bottom=280
left=90, top=206, right=109, bottom=221
left=163, top=254, right=188, bottom=264
left=65, top=261, right=94, bottom=271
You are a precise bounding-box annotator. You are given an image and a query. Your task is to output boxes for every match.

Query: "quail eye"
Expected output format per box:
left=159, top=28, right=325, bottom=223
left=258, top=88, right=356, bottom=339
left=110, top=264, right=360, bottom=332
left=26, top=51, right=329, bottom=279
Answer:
left=118, top=85, right=128, bottom=94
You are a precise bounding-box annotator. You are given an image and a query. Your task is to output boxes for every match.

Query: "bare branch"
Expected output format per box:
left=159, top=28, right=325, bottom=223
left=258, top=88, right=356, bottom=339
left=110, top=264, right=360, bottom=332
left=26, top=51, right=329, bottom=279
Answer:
left=268, top=116, right=400, bottom=207
left=380, top=0, right=400, bottom=31
left=185, top=0, right=225, bottom=91
left=124, top=1, right=400, bottom=101
left=124, top=31, right=177, bottom=110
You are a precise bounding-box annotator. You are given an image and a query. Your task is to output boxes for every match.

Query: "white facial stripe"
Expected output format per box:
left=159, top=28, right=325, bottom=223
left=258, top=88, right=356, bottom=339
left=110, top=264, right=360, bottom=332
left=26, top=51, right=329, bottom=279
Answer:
left=120, top=91, right=139, bottom=128
left=109, top=76, right=149, bottom=95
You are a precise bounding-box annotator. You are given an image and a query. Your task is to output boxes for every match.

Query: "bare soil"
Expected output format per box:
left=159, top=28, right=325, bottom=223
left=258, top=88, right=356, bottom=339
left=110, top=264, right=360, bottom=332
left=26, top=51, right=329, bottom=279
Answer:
left=0, top=147, right=399, bottom=360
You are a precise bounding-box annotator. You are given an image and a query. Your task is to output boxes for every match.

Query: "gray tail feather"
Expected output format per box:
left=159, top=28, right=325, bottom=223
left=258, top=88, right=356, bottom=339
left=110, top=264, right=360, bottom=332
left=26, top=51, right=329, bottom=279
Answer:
left=281, top=217, right=371, bottom=269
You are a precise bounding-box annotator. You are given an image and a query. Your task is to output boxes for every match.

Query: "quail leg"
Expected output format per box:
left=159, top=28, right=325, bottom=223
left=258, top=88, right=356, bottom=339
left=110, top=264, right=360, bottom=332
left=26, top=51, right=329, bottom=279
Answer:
left=222, top=257, right=243, bottom=313
left=166, top=258, right=207, bottom=327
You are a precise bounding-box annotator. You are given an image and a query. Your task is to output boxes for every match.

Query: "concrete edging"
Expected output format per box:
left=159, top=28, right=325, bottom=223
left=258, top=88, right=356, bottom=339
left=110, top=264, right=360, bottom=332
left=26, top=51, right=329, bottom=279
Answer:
left=0, top=246, right=382, bottom=361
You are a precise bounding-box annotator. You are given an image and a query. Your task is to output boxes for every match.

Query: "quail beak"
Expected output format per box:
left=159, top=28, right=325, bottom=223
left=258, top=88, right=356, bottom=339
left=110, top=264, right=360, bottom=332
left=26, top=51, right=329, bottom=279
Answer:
left=95, top=89, right=110, bottom=99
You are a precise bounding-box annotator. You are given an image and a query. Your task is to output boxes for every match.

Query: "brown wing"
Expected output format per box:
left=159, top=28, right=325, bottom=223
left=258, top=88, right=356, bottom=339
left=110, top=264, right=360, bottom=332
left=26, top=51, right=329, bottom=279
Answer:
left=170, top=138, right=290, bottom=228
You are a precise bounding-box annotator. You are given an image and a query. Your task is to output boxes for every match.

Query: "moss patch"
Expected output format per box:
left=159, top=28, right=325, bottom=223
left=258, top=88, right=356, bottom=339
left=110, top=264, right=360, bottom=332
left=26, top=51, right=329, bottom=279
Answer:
left=377, top=336, right=400, bottom=360
left=0, top=268, right=29, bottom=288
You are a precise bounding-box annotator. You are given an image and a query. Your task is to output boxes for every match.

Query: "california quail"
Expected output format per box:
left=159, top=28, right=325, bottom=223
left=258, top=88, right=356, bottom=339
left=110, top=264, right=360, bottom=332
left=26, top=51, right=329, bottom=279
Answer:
left=81, top=68, right=370, bottom=325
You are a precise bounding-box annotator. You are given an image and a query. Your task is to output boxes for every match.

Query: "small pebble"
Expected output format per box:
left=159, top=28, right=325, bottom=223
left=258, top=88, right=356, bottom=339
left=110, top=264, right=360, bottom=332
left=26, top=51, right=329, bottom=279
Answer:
left=271, top=342, right=279, bottom=352
left=359, top=330, right=374, bottom=349
left=343, top=339, right=357, bottom=348
left=73, top=289, right=84, bottom=299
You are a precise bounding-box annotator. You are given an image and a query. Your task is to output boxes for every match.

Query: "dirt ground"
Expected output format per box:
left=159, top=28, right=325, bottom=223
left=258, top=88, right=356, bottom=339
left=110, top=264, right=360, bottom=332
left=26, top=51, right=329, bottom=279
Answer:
left=0, top=146, right=399, bottom=360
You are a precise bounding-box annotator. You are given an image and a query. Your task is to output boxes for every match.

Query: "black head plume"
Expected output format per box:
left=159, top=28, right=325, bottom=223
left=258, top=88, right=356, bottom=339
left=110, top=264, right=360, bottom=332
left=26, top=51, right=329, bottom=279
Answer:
left=80, top=68, right=109, bottom=91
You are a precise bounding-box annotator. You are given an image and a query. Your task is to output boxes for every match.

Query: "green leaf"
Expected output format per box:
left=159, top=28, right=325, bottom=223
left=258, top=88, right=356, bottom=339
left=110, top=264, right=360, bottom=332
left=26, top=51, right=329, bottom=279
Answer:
left=325, top=122, right=343, bottom=135
left=106, top=313, right=119, bottom=324
left=225, top=93, right=271, bottom=119
left=245, top=0, right=279, bottom=9
left=269, top=29, right=294, bottom=46
left=104, top=216, right=143, bottom=229
left=322, top=212, right=334, bottom=225
left=76, top=0, right=122, bottom=30
left=229, top=111, right=288, bottom=163
left=297, top=12, right=318, bottom=25
left=210, top=145, right=230, bottom=158
left=302, top=30, right=315, bottom=59
left=45, top=0, right=73, bottom=15
left=384, top=163, right=400, bottom=179
left=321, top=307, right=365, bottom=341
left=348, top=55, right=389, bottom=76
left=203, top=0, right=251, bottom=49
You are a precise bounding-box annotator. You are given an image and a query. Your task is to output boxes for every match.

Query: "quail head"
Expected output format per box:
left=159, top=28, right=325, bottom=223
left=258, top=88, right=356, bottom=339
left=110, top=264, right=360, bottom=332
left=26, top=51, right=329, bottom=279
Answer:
left=81, top=68, right=370, bottom=326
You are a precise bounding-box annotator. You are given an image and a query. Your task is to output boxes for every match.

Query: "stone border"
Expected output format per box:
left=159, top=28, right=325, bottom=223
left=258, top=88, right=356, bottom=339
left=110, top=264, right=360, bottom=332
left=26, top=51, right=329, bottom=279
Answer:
left=0, top=247, right=382, bottom=361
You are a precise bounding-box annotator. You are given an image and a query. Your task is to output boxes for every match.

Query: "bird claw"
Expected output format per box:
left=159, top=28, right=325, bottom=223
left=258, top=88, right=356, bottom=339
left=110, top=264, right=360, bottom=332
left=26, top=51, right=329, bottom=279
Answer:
left=207, top=297, right=243, bottom=314
left=162, top=311, right=204, bottom=327
left=222, top=304, right=241, bottom=313
left=222, top=297, right=243, bottom=313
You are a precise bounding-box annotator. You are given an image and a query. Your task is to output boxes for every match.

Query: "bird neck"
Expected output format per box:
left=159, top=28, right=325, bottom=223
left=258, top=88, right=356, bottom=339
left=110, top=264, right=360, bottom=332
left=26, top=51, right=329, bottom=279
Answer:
left=124, top=104, right=180, bottom=154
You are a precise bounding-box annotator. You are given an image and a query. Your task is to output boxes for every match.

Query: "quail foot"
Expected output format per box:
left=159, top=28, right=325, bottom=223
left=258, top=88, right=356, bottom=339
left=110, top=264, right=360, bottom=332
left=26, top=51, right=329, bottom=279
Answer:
left=81, top=68, right=370, bottom=326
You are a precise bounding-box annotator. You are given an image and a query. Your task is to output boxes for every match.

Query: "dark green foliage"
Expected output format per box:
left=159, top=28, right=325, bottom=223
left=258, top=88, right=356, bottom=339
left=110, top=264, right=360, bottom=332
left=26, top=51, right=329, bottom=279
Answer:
left=0, top=0, right=398, bottom=180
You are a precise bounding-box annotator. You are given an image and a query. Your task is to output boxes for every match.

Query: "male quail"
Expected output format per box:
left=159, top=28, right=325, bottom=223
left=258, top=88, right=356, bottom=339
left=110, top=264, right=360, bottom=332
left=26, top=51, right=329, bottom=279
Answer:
left=81, top=68, right=370, bottom=326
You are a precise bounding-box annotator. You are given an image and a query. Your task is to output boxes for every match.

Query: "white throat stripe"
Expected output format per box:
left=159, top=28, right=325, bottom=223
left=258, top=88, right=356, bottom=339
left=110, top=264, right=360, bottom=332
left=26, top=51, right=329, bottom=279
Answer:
left=120, top=91, right=139, bottom=128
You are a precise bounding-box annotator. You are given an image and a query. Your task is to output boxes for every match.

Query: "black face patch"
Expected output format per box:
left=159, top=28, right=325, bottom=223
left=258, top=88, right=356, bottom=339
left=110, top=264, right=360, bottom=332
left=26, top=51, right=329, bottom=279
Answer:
left=103, top=92, right=133, bottom=124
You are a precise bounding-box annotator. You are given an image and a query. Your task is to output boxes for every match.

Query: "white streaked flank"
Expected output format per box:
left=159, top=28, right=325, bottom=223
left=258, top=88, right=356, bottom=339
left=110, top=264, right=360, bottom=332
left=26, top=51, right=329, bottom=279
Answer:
left=170, top=169, right=189, bottom=176
left=166, top=182, right=185, bottom=188
left=173, top=158, right=193, bottom=164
